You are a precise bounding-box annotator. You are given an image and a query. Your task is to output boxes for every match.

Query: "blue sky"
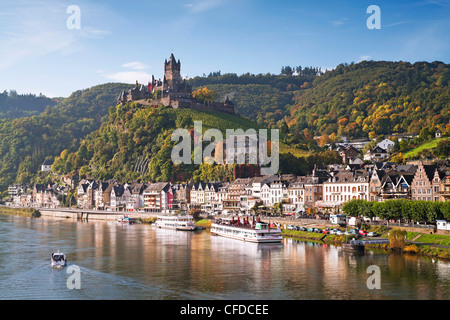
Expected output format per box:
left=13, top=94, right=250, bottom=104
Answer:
left=0, top=0, right=449, bottom=97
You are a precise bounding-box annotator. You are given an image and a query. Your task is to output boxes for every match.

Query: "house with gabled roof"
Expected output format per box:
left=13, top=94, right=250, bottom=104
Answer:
left=379, top=169, right=415, bottom=200
left=411, top=161, right=445, bottom=201
left=364, top=146, right=389, bottom=162
left=95, top=181, right=112, bottom=210
left=41, top=159, right=54, bottom=172
left=126, top=182, right=147, bottom=212
left=339, top=145, right=361, bottom=164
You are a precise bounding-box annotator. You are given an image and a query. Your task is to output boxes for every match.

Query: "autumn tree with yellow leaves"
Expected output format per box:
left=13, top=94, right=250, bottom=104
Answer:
left=192, top=87, right=218, bottom=102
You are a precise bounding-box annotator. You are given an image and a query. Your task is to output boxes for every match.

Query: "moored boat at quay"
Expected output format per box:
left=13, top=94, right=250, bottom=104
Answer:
left=210, top=216, right=283, bottom=243
left=341, top=239, right=365, bottom=252
left=154, top=215, right=196, bottom=231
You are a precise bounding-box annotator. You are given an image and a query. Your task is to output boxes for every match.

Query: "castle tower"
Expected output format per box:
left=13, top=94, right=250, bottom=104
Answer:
left=164, top=53, right=181, bottom=90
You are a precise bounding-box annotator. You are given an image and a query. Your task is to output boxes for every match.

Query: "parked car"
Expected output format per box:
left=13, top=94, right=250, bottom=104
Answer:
left=287, top=225, right=296, bottom=230
left=322, top=228, right=330, bottom=234
left=314, top=228, right=323, bottom=233
left=307, top=227, right=314, bottom=232
left=359, top=229, right=368, bottom=236
left=367, top=232, right=379, bottom=237
left=298, top=226, right=307, bottom=231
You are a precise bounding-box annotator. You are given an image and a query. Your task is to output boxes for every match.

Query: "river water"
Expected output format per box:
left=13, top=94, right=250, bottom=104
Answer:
left=0, top=214, right=448, bottom=300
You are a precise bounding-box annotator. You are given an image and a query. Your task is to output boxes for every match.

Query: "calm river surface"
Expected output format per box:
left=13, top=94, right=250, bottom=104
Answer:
left=0, top=214, right=448, bottom=300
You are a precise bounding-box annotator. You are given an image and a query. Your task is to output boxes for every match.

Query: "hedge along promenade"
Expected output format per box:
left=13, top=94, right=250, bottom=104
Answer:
left=0, top=206, right=40, bottom=217
left=342, top=199, right=450, bottom=224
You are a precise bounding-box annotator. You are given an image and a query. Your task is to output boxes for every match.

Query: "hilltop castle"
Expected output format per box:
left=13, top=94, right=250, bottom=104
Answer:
left=117, top=54, right=235, bottom=115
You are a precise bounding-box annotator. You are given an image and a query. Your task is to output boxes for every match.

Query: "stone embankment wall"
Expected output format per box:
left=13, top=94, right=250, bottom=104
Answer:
left=39, top=209, right=158, bottom=222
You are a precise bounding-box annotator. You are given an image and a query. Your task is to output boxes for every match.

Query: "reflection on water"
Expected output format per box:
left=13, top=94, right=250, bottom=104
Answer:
left=0, top=215, right=448, bottom=300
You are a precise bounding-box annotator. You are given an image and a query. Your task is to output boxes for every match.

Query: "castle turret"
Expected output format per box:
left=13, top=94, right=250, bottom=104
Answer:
left=164, top=53, right=181, bottom=90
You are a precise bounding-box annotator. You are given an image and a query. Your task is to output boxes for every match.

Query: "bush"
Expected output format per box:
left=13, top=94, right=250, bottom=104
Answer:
left=389, top=229, right=407, bottom=250
left=195, top=219, right=212, bottom=229
left=141, top=217, right=157, bottom=224
left=403, top=244, right=419, bottom=254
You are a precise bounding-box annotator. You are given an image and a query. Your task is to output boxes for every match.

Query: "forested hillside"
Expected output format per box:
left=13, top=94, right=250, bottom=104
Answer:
left=287, top=60, right=449, bottom=139
left=188, top=67, right=322, bottom=127
left=50, top=101, right=341, bottom=184
left=0, top=83, right=130, bottom=191
left=51, top=103, right=267, bottom=183
left=189, top=61, right=449, bottom=141
left=0, top=90, right=58, bottom=118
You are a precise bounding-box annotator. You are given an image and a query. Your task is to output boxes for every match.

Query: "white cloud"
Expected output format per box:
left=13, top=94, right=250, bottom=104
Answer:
left=358, top=55, right=372, bottom=62
left=121, top=61, right=149, bottom=70
left=100, top=60, right=152, bottom=83
left=185, top=0, right=225, bottom=13
left=427, top=0, right=450, bottom=8
left=102, top=71, right=153, bottom=84
left=79, top=27, right=111, bottom=39
left=329, top=17, right=349, bottom=27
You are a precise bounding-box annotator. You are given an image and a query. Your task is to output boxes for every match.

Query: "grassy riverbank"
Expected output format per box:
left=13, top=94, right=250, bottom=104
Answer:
left=0, top=206, right=40, bottom=217
left=282, top=227, right=450, bottom=260
left=364, top=241, right=450, bottom=260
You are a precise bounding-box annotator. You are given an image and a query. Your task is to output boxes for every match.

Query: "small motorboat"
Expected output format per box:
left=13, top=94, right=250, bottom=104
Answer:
left=51, top=251, right=67, bottom=268
left=117, top=216, right=135, bottom=224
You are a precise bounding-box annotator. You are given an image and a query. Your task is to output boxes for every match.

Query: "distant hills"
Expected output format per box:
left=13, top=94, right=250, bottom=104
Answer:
left=0, top=90, right=58, bottom=119
left=191, top=60, right=449, bottom=141
left=0, top=59, right=448, bottom=192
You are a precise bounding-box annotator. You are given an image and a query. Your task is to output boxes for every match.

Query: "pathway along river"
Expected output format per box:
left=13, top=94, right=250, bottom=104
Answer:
left=0, top=214, right=448, bottom=300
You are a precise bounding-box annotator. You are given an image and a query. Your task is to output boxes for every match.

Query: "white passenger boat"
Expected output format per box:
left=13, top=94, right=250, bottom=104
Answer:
left=51, top=251, right=67, bottom=268
left=154, top=215, right=196, bottom=231
left=210, top=217, right=282, bottom=243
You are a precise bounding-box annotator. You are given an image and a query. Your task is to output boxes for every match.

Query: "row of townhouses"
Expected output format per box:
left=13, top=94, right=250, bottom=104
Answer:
left=7, top=161, right=450, bottom=214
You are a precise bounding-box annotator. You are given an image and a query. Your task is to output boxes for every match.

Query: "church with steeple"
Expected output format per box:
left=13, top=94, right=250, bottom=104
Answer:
left=117, top=53, right=235, bottom=115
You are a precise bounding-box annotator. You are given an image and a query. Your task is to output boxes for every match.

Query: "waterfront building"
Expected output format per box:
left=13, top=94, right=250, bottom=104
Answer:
left=170, top=183, right=190, bottom=211
left=260, top=182, right=271, bottom=206
left=304, top=167, right=329, bottom=209
left=440, top=175, right=450, bottom=202
left=322, top=168, right=369, bottom=208
left=411, top=161, right=445, bottom=201
left=126, top=182, right=147, bottom=212
left=269, top=180, right=288, bottom=206
left=190, top=182, right=206, bottom=208
left=77, top=182, right=89, bottom=209
left=378, top=169, right=415, bottom=200
left=369, top=169, right=384, bottom=201
left=143, top=182, right=170, bottom=213
left=222, top=179, right=251, bottom=213
left=86, top=180, right=99, bottom=210
left=95, top=181, right=112, bottom=210
left=287, top=177, right=306, bottom=213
